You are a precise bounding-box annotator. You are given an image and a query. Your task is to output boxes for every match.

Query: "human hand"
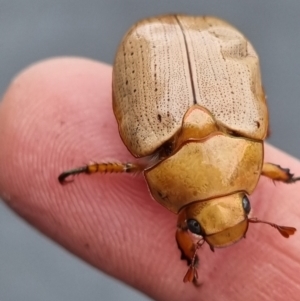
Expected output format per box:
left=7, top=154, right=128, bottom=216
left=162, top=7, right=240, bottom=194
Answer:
left=0, top=57, right=299, bottom=301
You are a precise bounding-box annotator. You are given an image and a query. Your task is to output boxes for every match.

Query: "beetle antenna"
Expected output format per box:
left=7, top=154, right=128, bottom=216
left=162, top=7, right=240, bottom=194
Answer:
left=248, top=217, right=296, bottom=238
left=183, top=245, right=200, bottom=284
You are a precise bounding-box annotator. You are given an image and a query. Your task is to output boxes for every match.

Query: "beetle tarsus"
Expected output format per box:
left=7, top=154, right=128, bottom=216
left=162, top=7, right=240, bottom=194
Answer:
left=261, top=163, right=300, bottom=183
left=58, top=162, right=142, bottom=184
left=58, top=166, right=89, bottom=184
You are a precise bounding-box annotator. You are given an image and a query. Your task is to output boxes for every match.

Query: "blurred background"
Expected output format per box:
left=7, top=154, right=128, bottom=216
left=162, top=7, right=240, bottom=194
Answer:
left=1, top=1, right=300, bottom=300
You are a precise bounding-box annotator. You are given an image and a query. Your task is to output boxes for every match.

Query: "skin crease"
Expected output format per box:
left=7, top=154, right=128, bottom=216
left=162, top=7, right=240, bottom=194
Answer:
left=0, top=57, right=300, bottom=301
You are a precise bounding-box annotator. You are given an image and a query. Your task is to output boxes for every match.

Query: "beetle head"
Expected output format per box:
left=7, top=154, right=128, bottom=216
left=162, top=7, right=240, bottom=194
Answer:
left=177, top=192, right=250, bottom=248
left=177, top=192, right=296, bottom=250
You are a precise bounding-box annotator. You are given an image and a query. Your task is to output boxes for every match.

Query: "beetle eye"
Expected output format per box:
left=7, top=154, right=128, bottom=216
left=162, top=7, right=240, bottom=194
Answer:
left=187, top=219, right=202, bottom=235
left=242, top=195, right=251, bottom=214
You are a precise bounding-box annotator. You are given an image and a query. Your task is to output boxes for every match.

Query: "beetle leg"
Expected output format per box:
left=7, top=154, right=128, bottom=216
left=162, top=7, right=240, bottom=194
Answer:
left=261, top=163, right=300, bottom=183
left=58, top=162, right=142, bottom=184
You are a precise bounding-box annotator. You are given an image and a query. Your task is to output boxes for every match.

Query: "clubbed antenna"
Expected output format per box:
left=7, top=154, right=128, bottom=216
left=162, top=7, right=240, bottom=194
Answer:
left=248, top=217, right=296, bottom=238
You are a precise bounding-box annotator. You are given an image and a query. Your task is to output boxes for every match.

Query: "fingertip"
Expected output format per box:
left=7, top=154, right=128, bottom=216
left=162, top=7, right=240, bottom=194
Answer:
left=0, top=57, right=107, bottom=188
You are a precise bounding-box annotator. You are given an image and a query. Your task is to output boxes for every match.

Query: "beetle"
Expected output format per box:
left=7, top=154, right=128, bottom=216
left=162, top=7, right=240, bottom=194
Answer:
left=58, top=15, right=299, bottom=284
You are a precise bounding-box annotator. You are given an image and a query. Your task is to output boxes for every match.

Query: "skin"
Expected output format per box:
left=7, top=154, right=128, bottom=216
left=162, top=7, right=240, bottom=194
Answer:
left=0, top=57, right=300, bottom=301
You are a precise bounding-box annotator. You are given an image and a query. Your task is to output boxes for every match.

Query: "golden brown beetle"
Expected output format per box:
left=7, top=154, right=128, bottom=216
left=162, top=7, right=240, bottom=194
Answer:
left=59, top=15, right=299, bottom=283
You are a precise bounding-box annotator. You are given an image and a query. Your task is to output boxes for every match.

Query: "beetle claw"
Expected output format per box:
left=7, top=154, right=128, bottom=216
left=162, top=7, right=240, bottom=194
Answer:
left=58, top=166, right=88, bottom=184
left=58, top=174, right=75, bottom=185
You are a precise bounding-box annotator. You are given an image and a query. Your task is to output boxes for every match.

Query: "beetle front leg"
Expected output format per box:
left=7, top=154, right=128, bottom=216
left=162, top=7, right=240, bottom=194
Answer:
left=58, top=162, right=143, bottom=184
left=261, top=163, right=300, bottom=183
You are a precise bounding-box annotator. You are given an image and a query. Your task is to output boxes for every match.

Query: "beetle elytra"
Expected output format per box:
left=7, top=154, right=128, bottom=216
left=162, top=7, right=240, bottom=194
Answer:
left=58, top=15, right=299, bottom=284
